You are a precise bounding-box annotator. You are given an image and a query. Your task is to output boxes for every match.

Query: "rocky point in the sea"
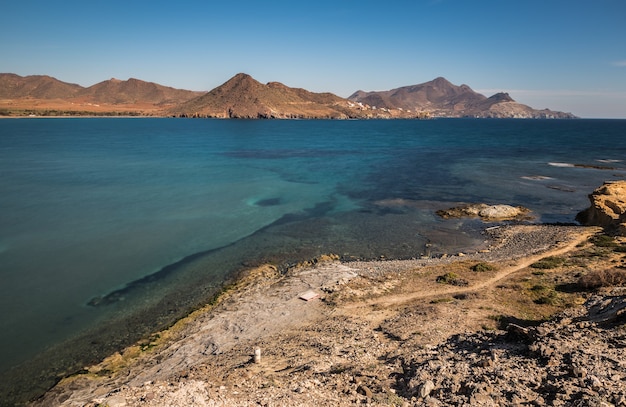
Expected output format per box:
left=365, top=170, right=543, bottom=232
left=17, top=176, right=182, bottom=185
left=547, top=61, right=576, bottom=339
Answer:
left=577, top=180, right=626, bottom=235
left=436, top=203, right=532, bottom=222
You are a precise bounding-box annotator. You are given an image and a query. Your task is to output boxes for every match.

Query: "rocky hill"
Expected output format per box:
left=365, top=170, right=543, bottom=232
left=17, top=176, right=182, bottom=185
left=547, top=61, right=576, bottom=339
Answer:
left=168, top=73, right=411, bottom=119
left=0, top=73, right=82, bottom=99
left=1, top=72, right=577, bottom=119
left=74, top=78, right=202, bottom=106
left=0, top=73, right=201, bottom=116
left=349, top=77, right=577, bottom=119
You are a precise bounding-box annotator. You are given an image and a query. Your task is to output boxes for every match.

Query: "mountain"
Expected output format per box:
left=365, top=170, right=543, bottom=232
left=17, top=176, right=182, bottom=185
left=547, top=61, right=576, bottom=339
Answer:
left=350, top=77, right=486, bottom=112
left=1, top=73, right=576, bottom=118
left=349, top=77, right=576, bottom=119
left=0, top=73, right=82, bottom=99
left=75, top=78, right=202, bottom=106
left=169, top=73, right=377, bottom=119
left=0, top=73, right=201, bottom=116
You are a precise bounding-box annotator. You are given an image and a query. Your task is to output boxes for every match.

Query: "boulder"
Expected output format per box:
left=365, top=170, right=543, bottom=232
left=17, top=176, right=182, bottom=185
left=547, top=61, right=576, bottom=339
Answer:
left=576, top=181, right=626, bottom=234
left=436, top=203, right=531, bottom=221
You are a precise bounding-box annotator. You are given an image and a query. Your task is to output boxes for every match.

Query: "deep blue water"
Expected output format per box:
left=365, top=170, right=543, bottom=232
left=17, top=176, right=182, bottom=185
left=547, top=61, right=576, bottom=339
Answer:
left=1, top=118, right=625, bottom=402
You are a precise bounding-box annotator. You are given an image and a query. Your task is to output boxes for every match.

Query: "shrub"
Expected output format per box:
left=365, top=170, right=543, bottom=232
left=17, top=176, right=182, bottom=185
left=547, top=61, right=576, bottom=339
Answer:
left=534, top=290, right=561, bottom=305
left=436, top=272, right=468, bottom=286
left=578, top=269, right=626, bottom=289
left=590, top=234, right=619, bottom=248
left=471, top=262, right=496, bottom=272
left=530, top=256, right=566, bottom=269
left=431, top=297, right=454, bottom=304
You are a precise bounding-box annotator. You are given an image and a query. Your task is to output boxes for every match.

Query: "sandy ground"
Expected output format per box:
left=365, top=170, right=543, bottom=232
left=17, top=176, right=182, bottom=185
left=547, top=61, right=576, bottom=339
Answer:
left=32, top=224, right=626, bottom=406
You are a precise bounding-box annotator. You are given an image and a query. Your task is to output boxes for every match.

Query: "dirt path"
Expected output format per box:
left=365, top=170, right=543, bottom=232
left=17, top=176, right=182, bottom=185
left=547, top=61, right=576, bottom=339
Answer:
left=356, top=228, right=595, bottom=309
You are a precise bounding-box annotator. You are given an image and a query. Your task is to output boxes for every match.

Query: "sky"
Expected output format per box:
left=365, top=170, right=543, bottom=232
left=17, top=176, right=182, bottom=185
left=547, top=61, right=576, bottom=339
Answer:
left=1, top=0, right=625, bottom=118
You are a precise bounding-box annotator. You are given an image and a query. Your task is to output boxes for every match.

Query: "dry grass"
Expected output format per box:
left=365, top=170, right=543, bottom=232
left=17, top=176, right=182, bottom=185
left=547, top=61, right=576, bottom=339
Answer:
left=578, top=269, right=626, bottom=289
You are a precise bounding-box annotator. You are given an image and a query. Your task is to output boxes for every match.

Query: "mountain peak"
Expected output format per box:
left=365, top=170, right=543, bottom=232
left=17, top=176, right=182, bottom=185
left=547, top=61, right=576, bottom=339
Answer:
left=228, top=73, right=257, bottom=84
left=488, top=92, right=515, bottom=103
left=431, top=76, right=452, bottom=86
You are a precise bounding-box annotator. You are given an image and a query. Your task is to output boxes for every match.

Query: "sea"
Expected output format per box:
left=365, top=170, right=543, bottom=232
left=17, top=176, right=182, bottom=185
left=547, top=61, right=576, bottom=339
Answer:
left=1, top=118, right=625, bottom=403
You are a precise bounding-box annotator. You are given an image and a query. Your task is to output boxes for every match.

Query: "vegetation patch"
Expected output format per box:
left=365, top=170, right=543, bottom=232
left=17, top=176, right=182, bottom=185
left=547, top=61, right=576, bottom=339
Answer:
left=453, top=292, right=479, bottom=300
left=530, top=256, right=566, bottom=269
left=471, top=262, right=496, bottom=272
left=533, top=290, right=561, bottom=305
left=436, top=272, right=468, bottom=286
left=430, top=297, right=454, bottom=304
left=139, top=333, right=161, bottom=352
left=578, top=269, right=626, bottom=289
left=531, top=270, right=546, bottom=276
left=591, top=234, right=619, bottom=248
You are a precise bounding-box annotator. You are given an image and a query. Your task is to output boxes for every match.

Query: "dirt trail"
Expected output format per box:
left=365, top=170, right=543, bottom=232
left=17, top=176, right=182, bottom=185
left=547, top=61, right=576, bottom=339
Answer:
left=355, top=228, right=595, bottom=309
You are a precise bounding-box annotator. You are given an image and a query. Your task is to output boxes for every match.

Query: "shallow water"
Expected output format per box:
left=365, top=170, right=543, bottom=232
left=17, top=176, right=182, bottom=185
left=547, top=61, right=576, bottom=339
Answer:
left=1, top=118, right=625, bottom=403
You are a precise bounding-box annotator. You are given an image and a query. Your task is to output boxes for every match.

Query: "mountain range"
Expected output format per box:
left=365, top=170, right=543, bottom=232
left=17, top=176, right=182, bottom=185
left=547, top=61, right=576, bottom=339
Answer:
left=0, top=72, right=576, bottom=119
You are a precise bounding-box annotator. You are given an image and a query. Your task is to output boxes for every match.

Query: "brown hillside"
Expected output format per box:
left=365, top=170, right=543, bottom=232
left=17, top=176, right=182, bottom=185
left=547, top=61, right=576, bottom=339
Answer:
left=349, top=77, right=486, bottom=112
left=169, top=73, right=417, bottom=119
left=0, top=74, right=202, bottom=116
left=170, top=73, right=361, bottom=119
left=76, top=78, right=201, bottom=106
left=1, top=72, right=576, bottom=119
left=0, top=73, right=82, bottom=99
left=350, top=77, right=576, bottom=118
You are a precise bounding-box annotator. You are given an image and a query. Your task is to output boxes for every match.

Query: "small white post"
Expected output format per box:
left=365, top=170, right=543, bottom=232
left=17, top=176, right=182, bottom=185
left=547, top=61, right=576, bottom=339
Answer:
left=254, top=348, right=261, bottom=363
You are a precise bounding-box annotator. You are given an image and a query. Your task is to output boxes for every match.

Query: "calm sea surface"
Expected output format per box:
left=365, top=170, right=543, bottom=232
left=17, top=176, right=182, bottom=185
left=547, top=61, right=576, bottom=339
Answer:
left=1, top=118, right=625, bottom=402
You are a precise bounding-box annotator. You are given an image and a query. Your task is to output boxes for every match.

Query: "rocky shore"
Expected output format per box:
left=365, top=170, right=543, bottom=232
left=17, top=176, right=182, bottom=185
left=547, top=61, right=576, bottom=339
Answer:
left=29, top=223, right=626, bottom=407
left=30, top=182, right=626, bottom=407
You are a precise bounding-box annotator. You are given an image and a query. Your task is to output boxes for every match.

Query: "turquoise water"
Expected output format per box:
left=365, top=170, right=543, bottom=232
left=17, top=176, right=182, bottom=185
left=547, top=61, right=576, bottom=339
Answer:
left=1, top=118, right=625, bottom=402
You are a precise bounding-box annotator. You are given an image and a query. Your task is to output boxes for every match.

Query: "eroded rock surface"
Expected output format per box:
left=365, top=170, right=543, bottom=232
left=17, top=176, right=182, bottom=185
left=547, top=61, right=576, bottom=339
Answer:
left=577, top=180, right=626, bottom=235
left=395, top=294, right=626, bottom=406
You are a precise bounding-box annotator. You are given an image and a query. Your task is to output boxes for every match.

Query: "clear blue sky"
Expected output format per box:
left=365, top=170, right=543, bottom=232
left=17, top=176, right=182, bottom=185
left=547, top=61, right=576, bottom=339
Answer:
left=1, top=0, right=625, bottom=118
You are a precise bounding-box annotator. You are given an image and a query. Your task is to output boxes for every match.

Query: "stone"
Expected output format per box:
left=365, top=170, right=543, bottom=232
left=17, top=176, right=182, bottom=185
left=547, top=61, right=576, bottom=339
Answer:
left=576, top=180, right=626, bottom=234
left=356, top=384, right=372, bottom=398
left=419, top=380, right=435, bottom=398
left=254, top=348, right=261, bottom=363
left=104, top=396, right=127, bottom=407
left=572, top=366, right=588, bottom=378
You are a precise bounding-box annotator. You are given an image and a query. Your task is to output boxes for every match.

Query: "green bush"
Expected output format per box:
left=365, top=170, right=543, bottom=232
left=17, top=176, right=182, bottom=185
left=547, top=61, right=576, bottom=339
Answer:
left=590, top=234, right=619, bottom=248
left=471, top=262, right=496, bottom=272
left=436, top=272, right=469, bottom=286
left=530, top=256, right=565, bottom=269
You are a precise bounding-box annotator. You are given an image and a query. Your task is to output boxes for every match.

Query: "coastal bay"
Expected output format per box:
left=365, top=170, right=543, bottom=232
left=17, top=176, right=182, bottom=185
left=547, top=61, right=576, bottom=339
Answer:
left=1, top=118, right=625, bottom=405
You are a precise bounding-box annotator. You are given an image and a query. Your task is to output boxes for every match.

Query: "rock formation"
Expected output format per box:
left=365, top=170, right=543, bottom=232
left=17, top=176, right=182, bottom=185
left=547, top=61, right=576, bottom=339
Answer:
left=437, top=203, right=532, bottom=221
left=576, top=180, right=626, bottom=235
left=395, top=294, right=626, bottom=406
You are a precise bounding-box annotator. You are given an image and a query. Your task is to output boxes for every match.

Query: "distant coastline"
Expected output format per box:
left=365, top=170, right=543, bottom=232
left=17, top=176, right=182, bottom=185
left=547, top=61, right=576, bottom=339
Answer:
left=1, top=72, right=577, bottom=119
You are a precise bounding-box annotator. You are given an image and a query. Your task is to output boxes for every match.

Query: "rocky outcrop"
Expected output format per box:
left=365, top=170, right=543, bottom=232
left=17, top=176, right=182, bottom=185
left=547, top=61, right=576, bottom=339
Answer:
left=577, top=181, right=626, bottom=235
left=437, top=203, right=532, bottom=221
left=395, top=294, right=626, bottom=406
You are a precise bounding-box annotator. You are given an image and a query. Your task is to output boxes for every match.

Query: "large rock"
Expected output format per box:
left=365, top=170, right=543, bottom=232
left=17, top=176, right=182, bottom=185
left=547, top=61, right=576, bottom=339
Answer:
left=436, top=203, right=532, bottom=221
left=576, top=181, right=626, bottom=234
